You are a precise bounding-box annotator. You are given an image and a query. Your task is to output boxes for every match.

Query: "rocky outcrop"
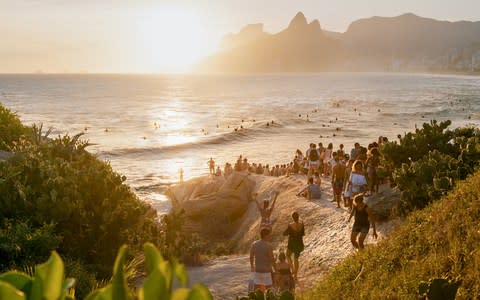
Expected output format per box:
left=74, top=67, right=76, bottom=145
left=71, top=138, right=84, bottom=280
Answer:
left=366, top=185, right=402, bottom=221
left=166, top=171, right=256, bottom=237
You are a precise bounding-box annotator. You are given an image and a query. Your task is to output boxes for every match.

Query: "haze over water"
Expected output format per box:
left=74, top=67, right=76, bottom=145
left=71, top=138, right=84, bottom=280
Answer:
left=1, top=72, right=479, bottom=213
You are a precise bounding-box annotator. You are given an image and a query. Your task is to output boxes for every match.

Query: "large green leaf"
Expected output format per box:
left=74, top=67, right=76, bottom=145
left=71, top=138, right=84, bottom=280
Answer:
left=84, top=286, right=113, bottom=300
left=137, top=268, right=167, bottom=300
left=111, top=245, right=131, bottom=300
left=174, top=262, right=188, bottom=287
left=0, top=271, right=32, bottom=294
left=143, top=243, right=164, bottom=275
left=171, top=288, right=190, bottom=300
left=0, top=281, right=26, bottom=300
left=143, top=243, right=172, bottom=290
left=30, top=251, right=64, bottom=300
left=187, top=284, right=213, bottom=300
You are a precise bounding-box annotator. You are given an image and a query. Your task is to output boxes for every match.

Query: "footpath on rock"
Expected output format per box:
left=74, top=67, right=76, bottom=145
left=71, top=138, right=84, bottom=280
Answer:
left=166, top=172, right=402, bottom=299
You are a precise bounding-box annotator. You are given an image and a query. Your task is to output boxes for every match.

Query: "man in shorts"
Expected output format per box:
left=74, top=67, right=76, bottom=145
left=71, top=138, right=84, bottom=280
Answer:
left=250, top=228, right=274, bottom=291
left=331, top=154, right=346, bottom=208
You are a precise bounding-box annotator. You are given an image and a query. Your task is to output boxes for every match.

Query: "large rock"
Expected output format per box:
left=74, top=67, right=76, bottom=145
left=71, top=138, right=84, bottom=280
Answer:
left=366, top=184, right=401, bottom=221
left=166, top=171, right=256, bottom=238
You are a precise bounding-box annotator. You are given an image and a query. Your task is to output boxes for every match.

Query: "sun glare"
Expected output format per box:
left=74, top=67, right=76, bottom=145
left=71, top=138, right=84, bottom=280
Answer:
left=136, top=8, right=212, bottom=73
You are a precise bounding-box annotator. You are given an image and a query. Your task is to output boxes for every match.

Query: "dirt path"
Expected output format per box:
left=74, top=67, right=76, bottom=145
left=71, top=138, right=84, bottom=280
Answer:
left=185, top=177, right=400, bottom=299
left=188, top=255, right=250, bottom=299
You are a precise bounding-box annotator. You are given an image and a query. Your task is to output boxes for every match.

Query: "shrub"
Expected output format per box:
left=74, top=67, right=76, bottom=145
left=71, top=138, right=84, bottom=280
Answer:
left=0, top=220, right=61, bottom=272
left=0, top=105, right=28, bottom=151
left=380, top=120, right=480, bottom=210
left=0, top=131, right=160, bottom=278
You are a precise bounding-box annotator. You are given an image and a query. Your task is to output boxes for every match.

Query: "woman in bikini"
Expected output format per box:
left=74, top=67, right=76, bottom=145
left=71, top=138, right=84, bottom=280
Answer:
left=273, top=251, right=295, bottom=292
left=255, top=191, right=279, bottom=232
left=283, top=212, right=305, bottom=280
left=347, top=194, right=377, bottom=250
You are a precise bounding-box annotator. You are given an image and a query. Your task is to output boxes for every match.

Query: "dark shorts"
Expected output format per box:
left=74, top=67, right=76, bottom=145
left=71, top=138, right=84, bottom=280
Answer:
left=287, top=245, right=304, bottom=259
left=352, top=224, right=370, bottom=234
left=333, top=179, right=344, bottom=195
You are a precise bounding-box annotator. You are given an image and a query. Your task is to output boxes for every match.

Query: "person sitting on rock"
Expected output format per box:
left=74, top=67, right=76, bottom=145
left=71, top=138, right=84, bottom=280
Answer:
left=296, top=177, right=321, bottom=200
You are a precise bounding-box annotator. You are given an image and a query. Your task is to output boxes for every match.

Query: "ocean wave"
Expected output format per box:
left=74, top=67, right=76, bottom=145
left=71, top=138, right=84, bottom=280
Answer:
left=98, top=121, right=284, bottom=157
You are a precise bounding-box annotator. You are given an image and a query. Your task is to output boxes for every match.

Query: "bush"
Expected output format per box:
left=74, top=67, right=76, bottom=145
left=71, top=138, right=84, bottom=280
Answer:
left=380, top=120, right=480, bottom=210
left=0, top=131, right=160, bottom=278
left=0, top=220, right=61, bottom=272
left=0, top=103, right=161, bottom=285
left=0, top=105, right=28, bottom=151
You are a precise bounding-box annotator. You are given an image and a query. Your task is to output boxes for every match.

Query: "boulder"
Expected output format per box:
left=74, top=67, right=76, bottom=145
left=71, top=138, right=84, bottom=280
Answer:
left=366, top=184, right=401, bottom=221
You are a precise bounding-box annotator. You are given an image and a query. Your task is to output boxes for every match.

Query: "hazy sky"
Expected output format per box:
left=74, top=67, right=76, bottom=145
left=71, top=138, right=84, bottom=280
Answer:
left=1, top=0, right=479, bottom=73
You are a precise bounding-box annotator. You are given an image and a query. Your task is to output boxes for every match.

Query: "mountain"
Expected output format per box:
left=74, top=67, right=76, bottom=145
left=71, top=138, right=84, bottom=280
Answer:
left=220, top=23, right=269, bottom=51
left=341, top=13, right=480, bottom=71
left=198, top=12, right=480, bottom=73
left=199, top=12, right=344, bottom=72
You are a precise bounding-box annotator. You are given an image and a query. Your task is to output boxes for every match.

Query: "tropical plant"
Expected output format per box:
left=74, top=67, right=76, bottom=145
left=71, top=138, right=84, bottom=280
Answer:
left=380, top=120, right=480, bottom=209
left=0, top=243, right=213, bottom=300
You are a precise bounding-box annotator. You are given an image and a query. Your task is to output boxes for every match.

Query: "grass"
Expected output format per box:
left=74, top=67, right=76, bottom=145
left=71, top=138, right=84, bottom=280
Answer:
left=300, top=169, right=480, bottom=300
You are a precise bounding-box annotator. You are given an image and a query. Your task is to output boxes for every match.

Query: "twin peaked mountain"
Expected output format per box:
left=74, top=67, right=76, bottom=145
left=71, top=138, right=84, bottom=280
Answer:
left=198, top=12, right=480, bottom=72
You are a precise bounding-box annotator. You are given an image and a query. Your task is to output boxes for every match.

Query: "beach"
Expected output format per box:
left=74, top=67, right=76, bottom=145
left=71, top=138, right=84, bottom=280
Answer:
left=167, top=171, right=402, bottom=298
left=1, top=73, right=480, bottom=216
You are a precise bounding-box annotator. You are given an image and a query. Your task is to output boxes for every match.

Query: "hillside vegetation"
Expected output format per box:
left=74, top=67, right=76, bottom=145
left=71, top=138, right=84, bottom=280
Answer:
left=301, top=120, right=480, bottom=299
left=301, top=168, right=480, bottom=299
left=0, top=104, right=161, bottom=298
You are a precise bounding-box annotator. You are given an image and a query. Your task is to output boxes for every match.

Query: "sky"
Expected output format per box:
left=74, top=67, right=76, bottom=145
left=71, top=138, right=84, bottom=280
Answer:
left=1, top=0, right=479, bottom=73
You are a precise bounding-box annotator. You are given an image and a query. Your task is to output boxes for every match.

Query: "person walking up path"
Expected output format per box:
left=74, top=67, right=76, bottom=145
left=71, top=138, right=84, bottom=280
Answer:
left=283, top=212, right=305, bottom=280
left=250, top=228, right=275, bottom=291
left=347, top=194, right=377, bottom=250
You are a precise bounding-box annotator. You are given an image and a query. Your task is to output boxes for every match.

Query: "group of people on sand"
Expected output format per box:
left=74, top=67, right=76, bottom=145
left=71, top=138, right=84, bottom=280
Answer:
left=296, top=139, right=385, bottom=208
left=245, top=137, right=387, bottom=295
left=249, top=192, right=305, bottom=294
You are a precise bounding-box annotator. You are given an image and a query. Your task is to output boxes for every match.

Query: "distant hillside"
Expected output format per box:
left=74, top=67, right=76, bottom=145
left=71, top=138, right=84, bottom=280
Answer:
left=199, top=12, right=480, bottom=73
left=199, top=12, right=344, bottom=72
left=342, top=13, right=480, bottom=71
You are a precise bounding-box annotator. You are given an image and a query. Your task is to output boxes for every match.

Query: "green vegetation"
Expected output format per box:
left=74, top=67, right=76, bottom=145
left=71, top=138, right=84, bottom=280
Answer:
left=302, top=120, right=480, bottom=299
left=381, top=120, right=480, bottom=210
left=0, top=242, right=213, bottom=300
left=301, top=169, right=480, bottom=299
left=0, top=104, right=161, bottom=297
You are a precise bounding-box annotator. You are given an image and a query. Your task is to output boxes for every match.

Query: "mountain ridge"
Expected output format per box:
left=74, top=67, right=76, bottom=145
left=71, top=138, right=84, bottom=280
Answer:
left=199, top=12, right=480, bottom=73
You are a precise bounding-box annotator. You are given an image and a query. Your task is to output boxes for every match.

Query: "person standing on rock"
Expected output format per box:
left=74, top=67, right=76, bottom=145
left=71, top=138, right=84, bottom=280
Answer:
left=283, top=212, right=305, bottom=280
left=254, top=191, right=279, bottom=233
left=208, top=158, right=215, bottom=175
left=347, top=194, right=377, bottom=250
left=250, top=228, right=275, bottom=291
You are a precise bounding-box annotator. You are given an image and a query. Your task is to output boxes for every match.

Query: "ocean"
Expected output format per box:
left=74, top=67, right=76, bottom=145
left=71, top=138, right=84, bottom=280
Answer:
left=1, top=72, right=479, bottom=213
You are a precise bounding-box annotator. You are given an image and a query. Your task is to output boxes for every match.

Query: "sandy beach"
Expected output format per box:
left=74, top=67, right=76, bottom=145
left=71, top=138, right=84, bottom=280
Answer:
left=167, top=172, right=402, bottom=298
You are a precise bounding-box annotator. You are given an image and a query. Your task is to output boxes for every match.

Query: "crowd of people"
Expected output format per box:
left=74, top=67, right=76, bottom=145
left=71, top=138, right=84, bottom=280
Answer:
left=206, top=137, right=387, bottom=295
